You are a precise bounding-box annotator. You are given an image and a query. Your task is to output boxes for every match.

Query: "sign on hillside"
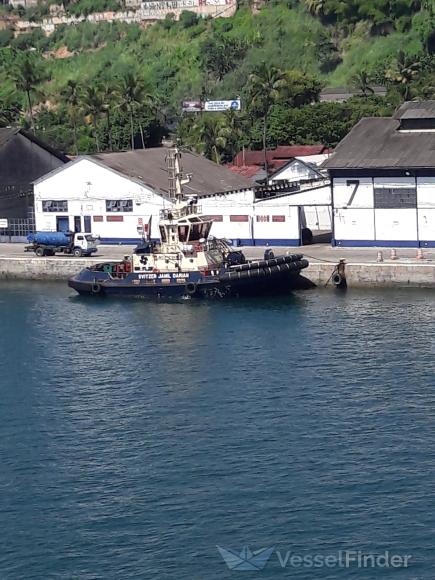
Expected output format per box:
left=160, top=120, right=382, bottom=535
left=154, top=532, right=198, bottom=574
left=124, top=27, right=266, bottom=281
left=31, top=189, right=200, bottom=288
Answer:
left=204, top=99, right=241, bottom=112
left=182, top=99, right=241, bottom=113
left=182, top=100, right=203, bottom=112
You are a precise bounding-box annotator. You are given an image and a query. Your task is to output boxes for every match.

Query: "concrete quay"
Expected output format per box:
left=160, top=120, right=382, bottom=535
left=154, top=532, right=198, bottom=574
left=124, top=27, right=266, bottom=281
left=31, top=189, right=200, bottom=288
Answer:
left=1, top=244, right=435, bottom=288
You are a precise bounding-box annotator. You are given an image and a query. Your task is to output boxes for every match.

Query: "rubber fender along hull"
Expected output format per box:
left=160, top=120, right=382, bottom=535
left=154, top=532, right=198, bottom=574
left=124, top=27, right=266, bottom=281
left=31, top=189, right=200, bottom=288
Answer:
left=231, top=254, right=304, bottom=272
left=220, top=259, right=308, bottom=282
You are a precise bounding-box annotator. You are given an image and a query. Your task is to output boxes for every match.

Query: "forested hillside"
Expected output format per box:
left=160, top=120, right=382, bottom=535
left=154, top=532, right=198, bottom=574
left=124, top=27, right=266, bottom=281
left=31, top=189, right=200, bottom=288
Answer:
left=0, top=0, right=434, bottom=161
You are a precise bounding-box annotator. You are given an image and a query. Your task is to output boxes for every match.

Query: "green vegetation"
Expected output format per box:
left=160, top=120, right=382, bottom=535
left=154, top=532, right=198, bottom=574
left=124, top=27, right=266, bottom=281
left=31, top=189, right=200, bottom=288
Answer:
left=0, top=0, right=434, bottom=161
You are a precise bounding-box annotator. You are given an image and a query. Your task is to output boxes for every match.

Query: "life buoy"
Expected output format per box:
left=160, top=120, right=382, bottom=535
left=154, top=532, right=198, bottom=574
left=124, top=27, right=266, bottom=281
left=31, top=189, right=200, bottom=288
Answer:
left=91, top=283, right=101, bottom=294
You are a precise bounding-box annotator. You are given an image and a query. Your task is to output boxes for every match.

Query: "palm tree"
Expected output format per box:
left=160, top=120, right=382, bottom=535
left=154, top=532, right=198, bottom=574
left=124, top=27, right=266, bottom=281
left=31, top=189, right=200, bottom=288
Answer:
left=81, top=85, right=104, bottom=152
left=60, top=79, right=81, bottom=155
left=351, top=70, right=375, bottom=97
left=304, top=0, right=326, bottom=16
left=117, top=70, right=155, bottom=150
left=12, top=52, right=44, bottom=132
left=0, top=87, right=22, bottom=127
left=384, top=51, right=421, bottom=100
left=194, top=115, right=231, bottom=164
left=99, top=80, right=117, bottom=152
left=247, top=62, right=287, bottom=175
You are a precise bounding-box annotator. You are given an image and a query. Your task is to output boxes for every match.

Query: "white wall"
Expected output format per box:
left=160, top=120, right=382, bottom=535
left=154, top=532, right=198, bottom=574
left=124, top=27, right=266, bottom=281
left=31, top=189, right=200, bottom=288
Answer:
left=269, top=160, right=320, bottom=183
left=333, top=208, right=375, bottom=242
left=253, top=203, right=300, bottom=244
left=417, top=177, right=435, bottom=244
left=200, top=191, right=301, bottom=245
left=375, top=209, right=417, bottom=242
left=262, top=186, right=332, bottom=231
left=332, top=177, right=373, bottom=209
left=201, top=194, right=254, bottom=243
left=34, top=158, right=170, bottom=242
left=332, top=175, right=428, bottom=246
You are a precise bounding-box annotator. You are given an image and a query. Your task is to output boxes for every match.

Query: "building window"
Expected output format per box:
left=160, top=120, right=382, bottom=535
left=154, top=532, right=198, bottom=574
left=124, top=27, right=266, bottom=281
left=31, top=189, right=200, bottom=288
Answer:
left=272, top=215, right=286, bottom=222
left=256, top=215, right=270, bottom=222
left=42, top=200, right=68, bottom=212
left=374, top=187, right=417, bottom=209
left=204, top=215, right=223, bottom=222
left=106, top=215, right=124, bottom=222
left=230, top=215, right=249, bottom=222
left=93, top=215, right=104, bottom=222
left=106, top=200, right=133, bottom=212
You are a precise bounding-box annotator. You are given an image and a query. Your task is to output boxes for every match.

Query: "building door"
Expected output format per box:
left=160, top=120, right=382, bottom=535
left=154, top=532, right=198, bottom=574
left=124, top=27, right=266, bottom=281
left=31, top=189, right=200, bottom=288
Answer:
left=74, top=216, right=81, bottom=233
left=83, top=215, right=92, bottom=233
left=56, top=216, right=69, bottom=232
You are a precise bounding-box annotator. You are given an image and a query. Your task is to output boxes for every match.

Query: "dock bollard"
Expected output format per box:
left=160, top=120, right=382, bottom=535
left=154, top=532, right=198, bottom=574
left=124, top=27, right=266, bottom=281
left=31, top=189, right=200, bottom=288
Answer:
left=377, top=251, right=383, bottom=262
left=390, top=248, right=397, bottom=260
left=417, top=248, right=424, bottom=260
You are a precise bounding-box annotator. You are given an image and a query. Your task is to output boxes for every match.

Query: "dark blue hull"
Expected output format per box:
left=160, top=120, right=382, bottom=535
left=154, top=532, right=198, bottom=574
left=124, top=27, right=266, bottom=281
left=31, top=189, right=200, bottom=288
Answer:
left=68, top=256, right=311, bottom=299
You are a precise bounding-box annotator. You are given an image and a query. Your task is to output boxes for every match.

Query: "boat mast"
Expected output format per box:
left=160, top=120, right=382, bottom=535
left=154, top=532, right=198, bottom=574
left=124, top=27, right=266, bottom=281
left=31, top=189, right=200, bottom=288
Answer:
left=166, top=147, right=191, bottom=204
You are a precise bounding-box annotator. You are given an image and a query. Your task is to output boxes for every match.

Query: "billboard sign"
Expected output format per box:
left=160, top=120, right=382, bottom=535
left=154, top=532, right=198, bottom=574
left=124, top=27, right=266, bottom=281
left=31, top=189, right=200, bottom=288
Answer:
left=204, top=99, right=241, bottom=112
left=182, top=100, right=203, bottom=113
left=0, top=219, right=8, bottom=228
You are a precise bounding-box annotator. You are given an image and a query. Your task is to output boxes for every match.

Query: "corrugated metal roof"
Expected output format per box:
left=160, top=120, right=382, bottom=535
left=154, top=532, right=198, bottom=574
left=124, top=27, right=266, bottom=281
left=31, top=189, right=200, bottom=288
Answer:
left=0, top=127, right=68, bottom=161
left=400, top=109, right=435, bottom=119
left=394, top=100, right=435, bottom=120
left=322, top=117, right=435, bottom=170
left=0, top=128, right=19, bottom=149
left=91, top=148, right=253, bottom=196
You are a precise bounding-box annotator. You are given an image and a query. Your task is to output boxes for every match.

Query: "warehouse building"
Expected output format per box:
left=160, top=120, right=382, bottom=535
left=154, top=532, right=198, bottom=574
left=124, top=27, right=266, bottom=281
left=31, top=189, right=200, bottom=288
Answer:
left=33, top=149, right=253, bottom=243
left=0, top=128, right=68, bottom=239
left=34, top=147, right=331, bottom=246
left=323, top=101, right=435, bottom=247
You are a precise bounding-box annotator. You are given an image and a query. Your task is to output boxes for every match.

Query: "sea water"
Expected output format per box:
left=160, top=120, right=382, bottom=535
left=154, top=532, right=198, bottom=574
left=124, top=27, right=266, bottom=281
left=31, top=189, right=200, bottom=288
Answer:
left=0, top=282, right=434, bottom=579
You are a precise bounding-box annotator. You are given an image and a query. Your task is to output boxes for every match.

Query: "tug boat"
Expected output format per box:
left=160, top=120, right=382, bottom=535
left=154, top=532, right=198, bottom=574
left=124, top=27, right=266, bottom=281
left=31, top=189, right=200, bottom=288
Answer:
left=68, top=149, right=309, bottom=299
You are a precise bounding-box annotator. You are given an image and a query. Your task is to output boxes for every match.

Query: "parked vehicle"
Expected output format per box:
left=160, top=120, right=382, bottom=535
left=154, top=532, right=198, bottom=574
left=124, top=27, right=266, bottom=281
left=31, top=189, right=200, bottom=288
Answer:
left=26, top=231, right=99, bottom=257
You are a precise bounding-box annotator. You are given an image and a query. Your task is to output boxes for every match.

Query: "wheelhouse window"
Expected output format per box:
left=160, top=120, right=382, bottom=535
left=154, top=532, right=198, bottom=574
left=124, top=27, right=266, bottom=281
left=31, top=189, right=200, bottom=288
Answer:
left=178, top=225, right=189, bottom=242
left=106, top=200, right=133, bottom=212
left=188, top=222, right=211, bottom=241
left=159, top=225, right=167, bottom=242
left=42, top=200, right=68, bottom=212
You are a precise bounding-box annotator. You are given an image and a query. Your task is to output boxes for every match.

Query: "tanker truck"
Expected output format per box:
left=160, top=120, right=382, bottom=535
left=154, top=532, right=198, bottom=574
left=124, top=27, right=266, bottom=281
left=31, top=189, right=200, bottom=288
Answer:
left=25, top=231, right=99, bottom=257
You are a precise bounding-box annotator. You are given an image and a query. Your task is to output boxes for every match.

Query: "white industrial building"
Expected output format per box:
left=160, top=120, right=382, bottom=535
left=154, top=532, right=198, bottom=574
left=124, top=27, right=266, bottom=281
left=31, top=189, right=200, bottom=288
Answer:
left=33, top=148, right=332, bottom=246
left=33, top=149, right=253, bottom=244
left=268, top=158, right=325, bottom=184
left=323, top=101, right=435, bottom=247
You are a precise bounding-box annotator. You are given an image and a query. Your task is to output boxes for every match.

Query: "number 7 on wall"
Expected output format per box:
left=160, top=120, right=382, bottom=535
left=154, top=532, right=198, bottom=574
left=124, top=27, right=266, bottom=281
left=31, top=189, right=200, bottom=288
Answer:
left=346, top=180, right=360, bottom=207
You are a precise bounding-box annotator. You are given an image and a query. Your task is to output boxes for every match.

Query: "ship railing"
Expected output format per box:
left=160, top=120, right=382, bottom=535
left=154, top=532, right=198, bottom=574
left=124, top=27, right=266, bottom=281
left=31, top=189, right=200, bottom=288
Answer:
left=160, top=204, right=202, bottom=221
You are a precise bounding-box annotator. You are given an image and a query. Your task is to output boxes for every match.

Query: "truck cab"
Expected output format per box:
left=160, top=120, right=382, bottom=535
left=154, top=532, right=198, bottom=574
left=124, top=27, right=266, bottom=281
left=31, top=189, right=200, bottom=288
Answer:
left=73, top=233, right=99, bottom=257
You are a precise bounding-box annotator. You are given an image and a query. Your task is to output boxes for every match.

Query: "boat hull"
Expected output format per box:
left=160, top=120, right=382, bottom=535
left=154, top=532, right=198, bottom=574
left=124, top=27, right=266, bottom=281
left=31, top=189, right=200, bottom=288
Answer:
left=68, top=255, right=310, bottom=299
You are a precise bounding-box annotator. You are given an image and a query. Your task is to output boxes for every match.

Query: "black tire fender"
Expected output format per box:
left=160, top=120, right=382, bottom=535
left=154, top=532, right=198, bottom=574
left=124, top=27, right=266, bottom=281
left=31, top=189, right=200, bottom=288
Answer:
left=185, top=282, right=197, bottom=295
left=332, top=273, right=342, bottom=286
